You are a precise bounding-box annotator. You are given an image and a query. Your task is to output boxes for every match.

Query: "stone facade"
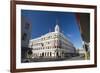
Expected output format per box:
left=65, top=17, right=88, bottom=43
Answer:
left=29, top=24, right=76, bottom=59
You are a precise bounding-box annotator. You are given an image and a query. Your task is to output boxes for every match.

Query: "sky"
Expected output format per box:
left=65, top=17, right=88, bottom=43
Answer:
left=21, top=10, right=83, bottom=49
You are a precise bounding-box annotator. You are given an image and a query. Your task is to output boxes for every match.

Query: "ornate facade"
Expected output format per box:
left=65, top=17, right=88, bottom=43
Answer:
left=29, top=24, right=76, bottom=59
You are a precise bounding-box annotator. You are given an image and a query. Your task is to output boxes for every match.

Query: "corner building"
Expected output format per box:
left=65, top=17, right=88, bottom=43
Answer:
left=29, top=24, right=76, bottom=59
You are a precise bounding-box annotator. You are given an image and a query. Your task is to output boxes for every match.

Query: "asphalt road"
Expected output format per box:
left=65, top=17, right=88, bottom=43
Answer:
left=67, top=55, right=85, bottom=60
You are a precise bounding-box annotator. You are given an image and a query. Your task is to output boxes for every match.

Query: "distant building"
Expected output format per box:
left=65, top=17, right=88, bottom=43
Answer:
left=76, top=48, right=85, bottom=56
left=78, top=49, right=85, bottom=54
left=29, top=23, right=76, bottom=59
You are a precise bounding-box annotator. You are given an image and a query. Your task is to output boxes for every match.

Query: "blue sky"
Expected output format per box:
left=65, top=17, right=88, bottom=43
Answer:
left=21, top=10, right=83, bottom=49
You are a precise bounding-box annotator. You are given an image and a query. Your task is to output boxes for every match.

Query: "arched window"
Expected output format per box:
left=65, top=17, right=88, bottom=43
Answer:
left=42, top=52, right=44, bottom=56
left=50, top=52, right=52, bottom=56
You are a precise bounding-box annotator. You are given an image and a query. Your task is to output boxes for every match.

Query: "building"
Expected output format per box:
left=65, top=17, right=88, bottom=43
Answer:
left=21, top=17, right=32, bottom=47
left=29, top=22, right=76, bottom=60
left=76, top=13, right=90, bottom=52
left=76, top=13, right=90, bottom=59
left=21, top=16, right=32, bottom=60
left=76, top=49, right=85, bottom=55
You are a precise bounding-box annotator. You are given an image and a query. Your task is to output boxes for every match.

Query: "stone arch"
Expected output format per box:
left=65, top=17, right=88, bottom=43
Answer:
left=42, top=52, right=44, bottom=57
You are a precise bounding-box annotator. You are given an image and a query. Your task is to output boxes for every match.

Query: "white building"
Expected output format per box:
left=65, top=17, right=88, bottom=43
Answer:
left=29, top=23, right=76, bottom=59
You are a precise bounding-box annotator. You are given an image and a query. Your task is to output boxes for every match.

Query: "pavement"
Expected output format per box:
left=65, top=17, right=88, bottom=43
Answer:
left=22, top=55, right=85, bottom=63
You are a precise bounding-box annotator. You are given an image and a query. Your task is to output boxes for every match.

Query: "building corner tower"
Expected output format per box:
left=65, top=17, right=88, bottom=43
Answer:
left=55, top=24, right=60, bottom=33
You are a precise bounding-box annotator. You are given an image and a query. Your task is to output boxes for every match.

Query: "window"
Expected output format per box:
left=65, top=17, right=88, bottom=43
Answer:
left=50, top=52, right=52, bottom=56
left=25, top=22, right=30, bottom=30
left=22, top=33, right=27, bottom=41
left=48, top=36, right=50, bottom=39
left=48, top=42, right=50, bottom=44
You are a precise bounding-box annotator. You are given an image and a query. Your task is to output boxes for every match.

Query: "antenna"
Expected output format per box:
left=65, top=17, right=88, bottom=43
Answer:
left=56, top=18, right=59, bottom=25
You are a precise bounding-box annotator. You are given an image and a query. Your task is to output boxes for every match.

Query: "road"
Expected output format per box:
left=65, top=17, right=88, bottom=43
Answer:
left=22, top=55, right=86, bottom=63
left=67, top=55, right=85, bottom=60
